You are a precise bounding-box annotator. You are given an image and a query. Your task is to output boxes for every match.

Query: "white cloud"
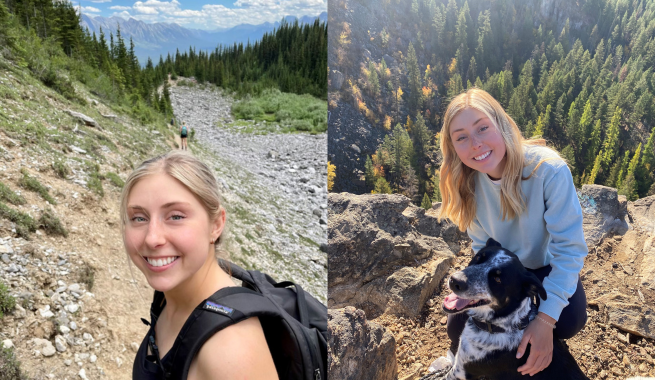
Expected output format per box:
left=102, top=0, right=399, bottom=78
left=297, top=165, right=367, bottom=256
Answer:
left=87, top=0, right=111, bottom=3
left=111, top=10, right=133, bottom=19
left=80, top=5, right=101, bottom=13
left=109, top=5, right=132, bottom=10
left=119, top=0, right=325, bottom=29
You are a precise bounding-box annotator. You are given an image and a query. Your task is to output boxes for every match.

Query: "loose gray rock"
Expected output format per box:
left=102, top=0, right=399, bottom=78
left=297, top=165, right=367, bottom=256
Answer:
left=55, top=335, right=67, bottom=352
left=329, top=70, right=345, bottom=91
left=66, top=110, right=99, bottom=128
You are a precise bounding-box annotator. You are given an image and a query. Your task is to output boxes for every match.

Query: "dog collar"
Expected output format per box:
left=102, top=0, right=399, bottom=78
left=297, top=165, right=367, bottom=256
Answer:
left=470, top=313, right=532, bottom=334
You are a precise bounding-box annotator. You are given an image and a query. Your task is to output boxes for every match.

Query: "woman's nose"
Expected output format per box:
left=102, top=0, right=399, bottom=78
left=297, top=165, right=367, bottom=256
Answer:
left=470, top=134, right=483, bottom=148
left=144, top=218, right=166, bottom=248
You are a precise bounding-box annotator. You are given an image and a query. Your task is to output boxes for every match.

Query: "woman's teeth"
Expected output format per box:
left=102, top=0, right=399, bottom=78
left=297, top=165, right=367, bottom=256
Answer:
left=146, top=256, right=179, bottom=267
left=474, top=151, right=491, bottom=161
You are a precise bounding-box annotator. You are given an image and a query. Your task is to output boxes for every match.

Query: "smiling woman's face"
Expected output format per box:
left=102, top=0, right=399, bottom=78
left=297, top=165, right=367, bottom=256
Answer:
left=449, top=107, right=507, bottom=180
left=124, top=172, right=222, bottom=292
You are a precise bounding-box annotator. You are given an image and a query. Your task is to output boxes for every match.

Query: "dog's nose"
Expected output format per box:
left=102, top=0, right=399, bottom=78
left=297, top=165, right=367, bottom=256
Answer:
left=449, top=272, right=468, bottom=292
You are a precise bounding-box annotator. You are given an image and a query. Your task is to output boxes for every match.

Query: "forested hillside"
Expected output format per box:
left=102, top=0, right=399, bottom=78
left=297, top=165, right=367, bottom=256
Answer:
left=328, top=0, right=655, bottom=203
left=142, top=20, right=327, bottom=99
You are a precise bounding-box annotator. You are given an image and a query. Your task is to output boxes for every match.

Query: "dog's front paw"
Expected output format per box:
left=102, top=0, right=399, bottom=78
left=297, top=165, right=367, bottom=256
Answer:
left=419, top=368, right=450, bottom=380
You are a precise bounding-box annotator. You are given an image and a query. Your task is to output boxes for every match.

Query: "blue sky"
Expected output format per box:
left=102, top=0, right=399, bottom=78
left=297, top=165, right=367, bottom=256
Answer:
left=77, top=0, right=326, bottom=30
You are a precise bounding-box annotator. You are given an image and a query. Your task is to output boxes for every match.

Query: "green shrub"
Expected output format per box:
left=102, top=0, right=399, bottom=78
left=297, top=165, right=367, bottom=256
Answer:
left=41, top=67, right=85, bottom=104
left=77, top=263, right=95, bottom=291
left=0, top=282, right=15, bottom=318
left=275, top=109, right=292, bottom=121
left=52, top=158, right=70, bottom=179
left=18, top=169, right=56, bottom=205
left=0, top=347, right=24, bottom=380
left=84, top=161, right=104, bottom=197
left=105, top=172, right=124, bottom=188
left=0, top=182, right=25, bottom=205
left=0, top=202, right=36, bottom=239
left=233, top=101, right=264, bottom=120
left=289, top=119, right=313, bottom=132
left=38, top=208, right=68, bottom=237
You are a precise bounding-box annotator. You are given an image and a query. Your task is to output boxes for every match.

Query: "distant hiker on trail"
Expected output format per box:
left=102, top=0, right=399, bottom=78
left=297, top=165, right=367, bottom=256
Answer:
left=170, top=117, right=175, bottom=127
left=121, top=151, right=278, bottom=380
left=180, top=121, right=189, bottom=150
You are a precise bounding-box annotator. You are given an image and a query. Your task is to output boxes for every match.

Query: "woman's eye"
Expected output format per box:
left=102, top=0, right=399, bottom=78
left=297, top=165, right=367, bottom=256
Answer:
left=131, top=216, right=147, bottom=222
left=456, top=135, right=467, bottom=141
left=171, top=214, right=185, bottom=221
left=480, top=126, right=488, bottom=132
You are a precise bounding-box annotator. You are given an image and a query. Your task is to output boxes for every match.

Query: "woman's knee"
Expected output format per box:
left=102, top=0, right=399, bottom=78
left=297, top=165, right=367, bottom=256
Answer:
left=555, top=277, right=588, bottom=339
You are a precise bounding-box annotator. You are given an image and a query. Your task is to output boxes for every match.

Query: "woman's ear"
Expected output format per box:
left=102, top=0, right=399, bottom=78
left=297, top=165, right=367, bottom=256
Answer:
left=211, top=208, right=226, bottom=243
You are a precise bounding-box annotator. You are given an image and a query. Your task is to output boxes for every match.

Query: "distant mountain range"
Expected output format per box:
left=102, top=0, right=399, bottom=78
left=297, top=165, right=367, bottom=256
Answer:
left=80, top=12, right=327, bottom=65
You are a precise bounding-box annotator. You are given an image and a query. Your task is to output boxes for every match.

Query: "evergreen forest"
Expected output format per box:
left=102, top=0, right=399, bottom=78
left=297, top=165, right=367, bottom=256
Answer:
left=0, top=0, right=327, bottom=129
left=331, top=0, right=655, bottom=203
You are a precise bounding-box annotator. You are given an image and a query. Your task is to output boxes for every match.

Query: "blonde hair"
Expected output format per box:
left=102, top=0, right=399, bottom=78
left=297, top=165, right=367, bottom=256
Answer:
left=439, top=88, right=557, bottom=231
left=119, top=150, right=227, bottom=256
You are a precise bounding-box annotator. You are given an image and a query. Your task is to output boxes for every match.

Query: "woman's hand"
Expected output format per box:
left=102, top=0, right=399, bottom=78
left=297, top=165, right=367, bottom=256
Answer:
left=516, top=312, right=555, bottom=376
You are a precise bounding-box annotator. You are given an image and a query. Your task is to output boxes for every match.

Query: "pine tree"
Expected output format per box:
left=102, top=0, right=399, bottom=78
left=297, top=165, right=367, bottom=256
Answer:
left=585, top=119, right=602, bottom=171
left=372, top=177, right=392, bottom=194
left=327, top=161, right=336, bottom=191
left=368, top=61, right=379, bottom=96
left=421, top=192, right=433, bottom=210
left=431, top=172, right=442, bottom=202
left=619, top=144, right=641, bottom=200
left=406, top=43, right=421, bottom=115
left=601, top=107, right=622, bottom=169
left=587, top=153, right=602, bottom=184
left=364, top=156, right=375, bottom=189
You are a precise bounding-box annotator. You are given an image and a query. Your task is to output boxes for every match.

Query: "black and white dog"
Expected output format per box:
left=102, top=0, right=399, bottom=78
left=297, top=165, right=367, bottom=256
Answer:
left=425, top=238, right=588, bottom=380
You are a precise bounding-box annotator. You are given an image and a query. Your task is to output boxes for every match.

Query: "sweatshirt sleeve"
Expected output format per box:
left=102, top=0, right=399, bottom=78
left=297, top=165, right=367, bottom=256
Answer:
left=539, top=164, right=588, bottom=321
left=467, top=216, right=490, bottom=254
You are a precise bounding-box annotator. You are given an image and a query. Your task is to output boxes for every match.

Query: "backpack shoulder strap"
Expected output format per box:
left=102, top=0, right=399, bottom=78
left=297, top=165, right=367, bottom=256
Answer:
left=164, top=287, right=284, bottom=380
left=148, top=290, right=166, bottom=326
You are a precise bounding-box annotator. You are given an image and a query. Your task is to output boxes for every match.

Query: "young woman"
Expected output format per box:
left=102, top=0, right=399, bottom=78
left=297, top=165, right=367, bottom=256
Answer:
left=180, top=121, right=189, bottom=150
left=121, top=151, right=278, bottom=380
left=437, top=88, right=588, bottom=376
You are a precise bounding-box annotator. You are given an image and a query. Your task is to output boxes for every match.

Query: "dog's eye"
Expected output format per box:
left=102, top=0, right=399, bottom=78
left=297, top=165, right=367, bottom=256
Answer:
left=494, top=276, right=501, bottom=283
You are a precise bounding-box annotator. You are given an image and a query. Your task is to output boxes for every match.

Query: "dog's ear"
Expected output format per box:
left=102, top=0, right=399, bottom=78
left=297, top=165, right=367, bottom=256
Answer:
left=485, top=238, right=502, bottom=248
left=522, top=272, right=547, bottom=300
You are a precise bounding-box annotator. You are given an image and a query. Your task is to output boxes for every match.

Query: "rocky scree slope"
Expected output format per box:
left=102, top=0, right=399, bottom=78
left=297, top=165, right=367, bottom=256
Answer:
left=169, top=84, right=328, bottom=301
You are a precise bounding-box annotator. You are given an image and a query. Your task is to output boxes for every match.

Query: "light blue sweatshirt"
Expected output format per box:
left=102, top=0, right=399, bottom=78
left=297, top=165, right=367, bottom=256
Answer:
left=467, top=145, right=588, bottom=321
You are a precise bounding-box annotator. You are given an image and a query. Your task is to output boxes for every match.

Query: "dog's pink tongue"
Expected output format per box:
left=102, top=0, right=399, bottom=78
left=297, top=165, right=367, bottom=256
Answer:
left=444, top=293, right=472, bottom=310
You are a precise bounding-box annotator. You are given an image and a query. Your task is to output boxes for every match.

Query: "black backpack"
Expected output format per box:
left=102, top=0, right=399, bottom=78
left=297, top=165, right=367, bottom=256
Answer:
left=144, top=260, right=327, bottom=380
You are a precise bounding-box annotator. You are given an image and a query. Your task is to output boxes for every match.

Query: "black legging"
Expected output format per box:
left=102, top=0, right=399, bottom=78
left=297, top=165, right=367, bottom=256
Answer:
left=447, top=265, right=588, bottom=354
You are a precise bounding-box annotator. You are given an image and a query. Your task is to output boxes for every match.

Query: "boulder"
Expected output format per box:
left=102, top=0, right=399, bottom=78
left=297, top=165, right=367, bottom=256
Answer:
left=589, top=293, right=655, bottom=340
left=65, top=110, right=99, bottom=128
left=629, top=195, right=655, bottom=232
left=328, top=307, right=397, bottom=380
left=328, top=193, right=455, bottom=317
left=578, top=185, right=629, bottom=247
left=640, top=235, right=655, bottom=289
left=329, top=70, right=345, bottom=91
left=384, top=257, right=451, bottom=316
